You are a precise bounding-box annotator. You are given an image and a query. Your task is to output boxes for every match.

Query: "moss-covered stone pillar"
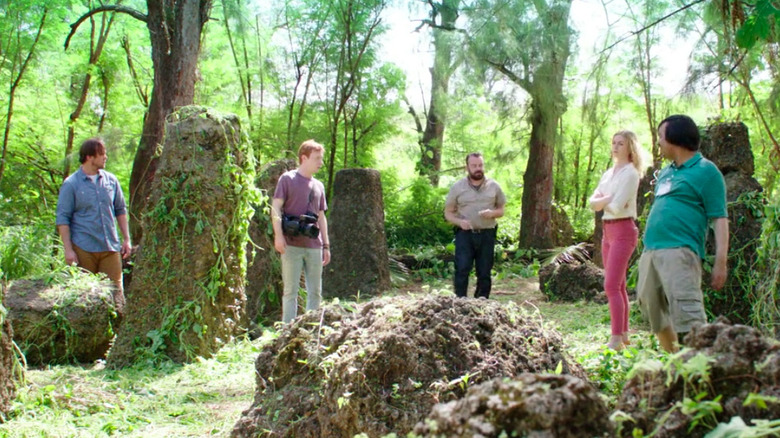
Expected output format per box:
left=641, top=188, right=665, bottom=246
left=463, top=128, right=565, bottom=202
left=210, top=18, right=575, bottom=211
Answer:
left=701, top=122, right=763, bottom=325
left=323, top=169, right=390, bottom=299
left=108, top=106, right=257, bottom=367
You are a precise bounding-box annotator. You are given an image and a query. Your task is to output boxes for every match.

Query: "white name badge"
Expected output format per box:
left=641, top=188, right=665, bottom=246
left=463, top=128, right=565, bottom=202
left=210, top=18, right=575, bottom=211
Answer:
left=656, top=181, right=672, bottom=197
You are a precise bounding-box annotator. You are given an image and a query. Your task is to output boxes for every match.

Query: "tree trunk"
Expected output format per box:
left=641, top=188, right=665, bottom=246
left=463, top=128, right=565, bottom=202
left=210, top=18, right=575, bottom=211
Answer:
left=128, top=0, right=212, bottom=240
left=519, top=98, right=557, bottom=249
left=637, top=32, right=659, bottom=167
left=418, top=0, right=459, bottom=187
left=476, top=0, right=572, bottom=249
left=222, top=0, right=253, bottom=130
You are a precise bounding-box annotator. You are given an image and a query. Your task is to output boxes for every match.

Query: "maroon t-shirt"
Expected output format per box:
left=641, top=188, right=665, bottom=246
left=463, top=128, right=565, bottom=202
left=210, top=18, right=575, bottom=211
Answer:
left=273, top=170, right=327, bottom=248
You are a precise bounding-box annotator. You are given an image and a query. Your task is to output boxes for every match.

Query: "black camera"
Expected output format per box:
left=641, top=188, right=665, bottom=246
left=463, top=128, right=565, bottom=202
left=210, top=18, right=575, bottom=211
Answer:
left=282, top=212, right=320, bottom=239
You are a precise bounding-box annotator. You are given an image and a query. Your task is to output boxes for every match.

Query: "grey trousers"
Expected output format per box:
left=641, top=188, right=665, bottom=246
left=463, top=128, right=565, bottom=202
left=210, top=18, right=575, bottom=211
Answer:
left=281, top=245, right=323, bottom=323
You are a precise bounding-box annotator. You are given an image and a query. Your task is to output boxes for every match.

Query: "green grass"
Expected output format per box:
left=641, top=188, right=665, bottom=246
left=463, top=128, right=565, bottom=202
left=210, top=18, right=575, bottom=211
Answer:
left=0, top=335, right=269, bottom=437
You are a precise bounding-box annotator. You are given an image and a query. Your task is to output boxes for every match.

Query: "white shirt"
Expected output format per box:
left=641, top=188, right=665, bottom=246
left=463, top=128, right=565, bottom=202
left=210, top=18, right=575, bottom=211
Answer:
left=590, top=164, right=640, bottom=220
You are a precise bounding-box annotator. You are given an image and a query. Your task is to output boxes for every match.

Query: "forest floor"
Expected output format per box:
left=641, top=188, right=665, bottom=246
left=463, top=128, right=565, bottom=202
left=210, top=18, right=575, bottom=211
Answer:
left=0, top=273, right=659, bottom=437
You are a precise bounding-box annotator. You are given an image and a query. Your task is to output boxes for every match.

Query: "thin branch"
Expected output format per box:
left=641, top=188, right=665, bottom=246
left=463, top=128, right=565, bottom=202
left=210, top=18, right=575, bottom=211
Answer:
left=65, top=5, right=147, bottom=50
left=483, top=59, right=531, bottom=91
left=602, top=0, right=708, bottom=53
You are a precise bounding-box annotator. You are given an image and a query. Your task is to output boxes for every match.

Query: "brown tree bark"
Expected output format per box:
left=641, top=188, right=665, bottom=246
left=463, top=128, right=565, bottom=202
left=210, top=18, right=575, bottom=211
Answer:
left=128, top=0, right=213, bottom=240
left=65, top=1, right=212, bottom=241
left=518, top=98, right=558, bottom=249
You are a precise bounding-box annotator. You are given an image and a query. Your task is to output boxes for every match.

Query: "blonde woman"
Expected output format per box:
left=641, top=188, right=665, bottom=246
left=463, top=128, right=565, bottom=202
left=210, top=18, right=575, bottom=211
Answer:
left=589, top=131, right=643, bottom=350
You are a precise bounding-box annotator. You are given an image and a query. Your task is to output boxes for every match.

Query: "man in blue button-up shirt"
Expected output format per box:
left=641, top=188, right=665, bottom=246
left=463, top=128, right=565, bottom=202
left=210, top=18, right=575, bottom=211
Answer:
left=56, top=138, right=132, bottom=316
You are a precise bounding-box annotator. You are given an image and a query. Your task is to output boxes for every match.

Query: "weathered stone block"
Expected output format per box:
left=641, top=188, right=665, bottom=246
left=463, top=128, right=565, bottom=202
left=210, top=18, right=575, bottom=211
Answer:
left=323, top=168, right=390, bottom=298
left=108, top=106, right=256, bottom=366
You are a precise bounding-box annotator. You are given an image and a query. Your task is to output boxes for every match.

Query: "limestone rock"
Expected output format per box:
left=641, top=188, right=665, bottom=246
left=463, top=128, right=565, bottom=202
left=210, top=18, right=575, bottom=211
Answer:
left=701, top=122, right=755, bottom=176
left=5, top=278, right=116, bottom=365
left=323, top=169, right=390, bottom=299
left=108, top=107, right=255, bottom=366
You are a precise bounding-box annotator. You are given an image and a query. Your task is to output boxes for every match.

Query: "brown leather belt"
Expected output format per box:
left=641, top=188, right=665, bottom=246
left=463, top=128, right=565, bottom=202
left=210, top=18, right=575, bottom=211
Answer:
left=603, top=217, right=635, bottom=224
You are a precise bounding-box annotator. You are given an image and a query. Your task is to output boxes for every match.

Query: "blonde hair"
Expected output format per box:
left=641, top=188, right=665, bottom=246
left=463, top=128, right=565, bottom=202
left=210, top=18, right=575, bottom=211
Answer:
left=614, top=130, right=643, bottom=173
left=298, top=139, right=324, bottom=164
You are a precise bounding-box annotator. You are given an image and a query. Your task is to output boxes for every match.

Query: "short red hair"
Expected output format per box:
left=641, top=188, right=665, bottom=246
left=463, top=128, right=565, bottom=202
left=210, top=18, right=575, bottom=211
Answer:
left=298, top=139, right=324, bottom=164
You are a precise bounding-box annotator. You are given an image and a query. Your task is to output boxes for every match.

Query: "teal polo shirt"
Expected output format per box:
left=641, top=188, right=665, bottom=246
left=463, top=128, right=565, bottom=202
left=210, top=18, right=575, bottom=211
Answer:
left=643, top=152, right=727, bottom=259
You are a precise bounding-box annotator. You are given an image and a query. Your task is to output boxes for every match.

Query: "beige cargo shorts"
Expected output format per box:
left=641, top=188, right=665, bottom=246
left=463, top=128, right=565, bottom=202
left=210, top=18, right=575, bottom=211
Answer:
left=637, top=247, right=706, bottom=334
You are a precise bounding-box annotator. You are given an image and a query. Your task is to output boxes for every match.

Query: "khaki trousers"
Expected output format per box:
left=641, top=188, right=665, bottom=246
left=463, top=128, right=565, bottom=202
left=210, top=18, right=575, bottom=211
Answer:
left=73, top=244, right=125, bottom=315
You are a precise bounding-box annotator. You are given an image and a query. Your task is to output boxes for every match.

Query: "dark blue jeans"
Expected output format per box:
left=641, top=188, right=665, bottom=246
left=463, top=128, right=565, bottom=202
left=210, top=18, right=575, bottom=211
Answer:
left=453, top=227, right=497, bottom=298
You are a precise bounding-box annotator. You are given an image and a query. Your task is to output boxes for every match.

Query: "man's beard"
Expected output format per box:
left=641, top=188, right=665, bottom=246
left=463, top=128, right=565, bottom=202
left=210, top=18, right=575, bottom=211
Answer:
left=469, top=171, right=484, bottom=181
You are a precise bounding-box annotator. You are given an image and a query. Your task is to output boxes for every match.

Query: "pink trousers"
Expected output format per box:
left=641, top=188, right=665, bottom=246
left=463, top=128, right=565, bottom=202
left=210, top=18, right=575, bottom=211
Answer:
left=602, top=219, right=638, bottom=336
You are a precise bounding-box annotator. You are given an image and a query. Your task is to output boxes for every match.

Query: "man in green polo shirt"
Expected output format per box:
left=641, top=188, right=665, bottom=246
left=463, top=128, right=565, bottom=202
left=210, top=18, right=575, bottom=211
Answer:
left=637, top=115, right=729, bottom=352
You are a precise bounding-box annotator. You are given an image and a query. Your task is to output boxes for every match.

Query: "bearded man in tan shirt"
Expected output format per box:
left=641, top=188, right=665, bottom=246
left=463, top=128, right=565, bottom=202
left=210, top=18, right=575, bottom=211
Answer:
left=444, top=153, right=506, bottom=298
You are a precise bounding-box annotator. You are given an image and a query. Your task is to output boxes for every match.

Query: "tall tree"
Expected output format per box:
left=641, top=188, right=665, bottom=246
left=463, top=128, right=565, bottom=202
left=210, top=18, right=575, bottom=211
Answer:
left=63, top=3, right=117, bottom=178
left=67, top=1, right=213, bottom=239
left=279, top=0, right=330, bottom=148
left=321, top=0, right=388, bottom=195
left=625, top=0, right=664, bottom=167
left=415, top=0, right=461, bottom=186
left=685, top=0, right=780, bottom=169
left=221, top=0, right=255, bottom=132
left=467, top=0, right=574, bottom=249
left=0, top=2, right=48, bottom=186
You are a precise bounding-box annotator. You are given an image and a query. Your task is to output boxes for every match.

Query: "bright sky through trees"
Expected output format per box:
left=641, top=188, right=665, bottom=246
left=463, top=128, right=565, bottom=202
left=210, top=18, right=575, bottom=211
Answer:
left=380, top=0, right=698, bottom=106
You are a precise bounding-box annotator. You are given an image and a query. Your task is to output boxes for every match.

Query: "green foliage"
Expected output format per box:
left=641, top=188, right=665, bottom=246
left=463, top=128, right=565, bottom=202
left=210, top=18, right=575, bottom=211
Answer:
left=702, top=191, right=765, bottom=325
left=385, top=176, right=452, bottom=249
left=0, top=337, right=260, bottom=436
left=706, top=416, right=780, bottom=438
left=0, top=223, right=61, bottom=281
left=751, top=198, right=780, bottom=335
left=579, top=347, right=660, bottom=401
left=735, top=0, right=779, bottom=49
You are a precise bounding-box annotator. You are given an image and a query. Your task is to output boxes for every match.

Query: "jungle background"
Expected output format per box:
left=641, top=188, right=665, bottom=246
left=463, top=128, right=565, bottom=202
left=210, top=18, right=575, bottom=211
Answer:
left=0, top=0, right=779, bottom=436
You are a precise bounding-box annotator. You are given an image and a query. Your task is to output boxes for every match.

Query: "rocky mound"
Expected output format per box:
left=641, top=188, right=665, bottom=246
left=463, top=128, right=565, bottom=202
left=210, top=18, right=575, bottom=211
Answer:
left=232, top=296, right=583, bottom=437
left=5, top=277, right=117, bottom=365
left=414, top=374, right=612, bottom=437
left=616, top=319, right=780, bottom=437
left=539, top=260, right=604, bottom=302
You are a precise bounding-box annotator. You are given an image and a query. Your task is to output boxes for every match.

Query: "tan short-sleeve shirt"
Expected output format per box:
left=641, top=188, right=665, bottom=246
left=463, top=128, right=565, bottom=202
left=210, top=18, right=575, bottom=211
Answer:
left=445, top=177, right=506, bottom=230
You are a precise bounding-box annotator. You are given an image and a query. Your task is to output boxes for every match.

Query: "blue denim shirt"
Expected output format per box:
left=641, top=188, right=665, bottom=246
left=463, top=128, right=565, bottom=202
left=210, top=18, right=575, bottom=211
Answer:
left=55, top=167, right=127, bottom=253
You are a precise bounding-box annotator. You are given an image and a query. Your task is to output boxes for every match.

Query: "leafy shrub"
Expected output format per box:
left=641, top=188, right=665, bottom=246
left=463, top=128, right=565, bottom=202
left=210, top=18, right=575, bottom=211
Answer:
left=0, top=223, right=62, bottom=281
left=385, top=176, right=452, bottom=249
left=751, top=199, right=780, bottom=335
